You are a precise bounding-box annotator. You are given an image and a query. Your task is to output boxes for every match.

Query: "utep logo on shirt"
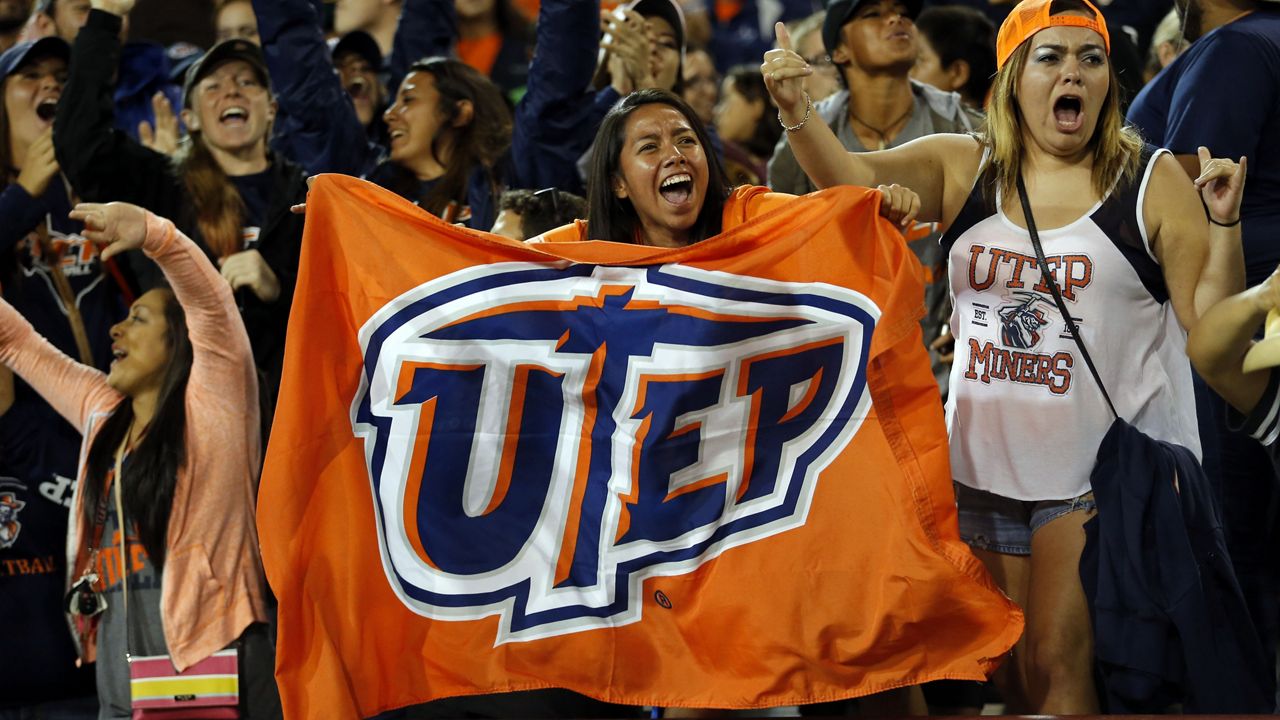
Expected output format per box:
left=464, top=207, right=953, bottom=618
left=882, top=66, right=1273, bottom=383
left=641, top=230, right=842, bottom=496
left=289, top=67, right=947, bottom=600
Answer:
left=352, top=262, right=879, bottom=643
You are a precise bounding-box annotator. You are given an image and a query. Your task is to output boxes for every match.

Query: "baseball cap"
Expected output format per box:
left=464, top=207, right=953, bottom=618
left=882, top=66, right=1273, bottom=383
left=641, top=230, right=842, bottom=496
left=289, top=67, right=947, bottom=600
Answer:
left=181, top=38, right=270, bottom=108
left=0, top=36, right=70, bottom=79
left=629, top=0, right=686, bottom=56
left=822, top=0, right=923, bottom=55
left=996, top=0, right=1110, bottom=70
left=331, top=30, right=383, bottom=72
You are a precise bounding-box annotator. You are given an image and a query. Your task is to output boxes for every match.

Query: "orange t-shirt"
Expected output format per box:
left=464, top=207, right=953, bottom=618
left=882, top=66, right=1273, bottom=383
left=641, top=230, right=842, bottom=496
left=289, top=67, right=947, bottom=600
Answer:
left=457, top=33, right=503, bottom=77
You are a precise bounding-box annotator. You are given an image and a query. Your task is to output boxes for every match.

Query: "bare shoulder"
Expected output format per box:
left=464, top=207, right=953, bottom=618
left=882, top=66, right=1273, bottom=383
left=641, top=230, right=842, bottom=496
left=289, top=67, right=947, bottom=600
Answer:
left=1144, top=151, right=1201, bottom=240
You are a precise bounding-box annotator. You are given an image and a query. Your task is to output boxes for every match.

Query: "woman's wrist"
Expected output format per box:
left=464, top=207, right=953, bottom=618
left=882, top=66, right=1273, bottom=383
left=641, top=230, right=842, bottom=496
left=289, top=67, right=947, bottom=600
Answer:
left=778, top=92, right=812, bottom=133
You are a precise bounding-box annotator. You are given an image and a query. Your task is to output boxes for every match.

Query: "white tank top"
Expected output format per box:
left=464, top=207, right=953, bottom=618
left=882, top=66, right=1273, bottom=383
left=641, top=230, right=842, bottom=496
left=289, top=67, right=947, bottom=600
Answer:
left=941, top=147, right=1201, bottom=501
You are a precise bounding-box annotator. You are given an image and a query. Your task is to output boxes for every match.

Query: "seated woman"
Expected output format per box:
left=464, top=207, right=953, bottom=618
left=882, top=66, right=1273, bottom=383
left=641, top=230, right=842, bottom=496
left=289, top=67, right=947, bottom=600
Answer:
left=537, top=88, right=917, bottom=247
left=0, top=201, right=271, bottom=719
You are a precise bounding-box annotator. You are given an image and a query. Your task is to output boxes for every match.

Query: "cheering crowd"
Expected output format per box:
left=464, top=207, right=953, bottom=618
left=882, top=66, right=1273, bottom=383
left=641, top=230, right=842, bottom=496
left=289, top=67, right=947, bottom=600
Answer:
left=1, top=0, right=1279, bottom=717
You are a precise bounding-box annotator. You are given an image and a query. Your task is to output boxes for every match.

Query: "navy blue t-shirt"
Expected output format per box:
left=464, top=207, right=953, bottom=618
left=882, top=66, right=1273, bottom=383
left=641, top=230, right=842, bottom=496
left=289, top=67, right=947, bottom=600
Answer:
left=1127, top=10, right=1280, bottom=287
left=230, top=168, right=275, bottom=251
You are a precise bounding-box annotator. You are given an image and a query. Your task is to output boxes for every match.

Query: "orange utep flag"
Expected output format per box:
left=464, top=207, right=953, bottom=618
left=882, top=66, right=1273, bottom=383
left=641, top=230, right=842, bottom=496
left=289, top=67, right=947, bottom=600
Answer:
left=259, top=176, right=1023, bottom=718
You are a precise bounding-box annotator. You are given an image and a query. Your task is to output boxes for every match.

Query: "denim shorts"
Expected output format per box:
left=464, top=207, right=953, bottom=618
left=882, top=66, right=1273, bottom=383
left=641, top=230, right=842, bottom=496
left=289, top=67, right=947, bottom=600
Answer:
left=954, top=482, right=1097, bottom=555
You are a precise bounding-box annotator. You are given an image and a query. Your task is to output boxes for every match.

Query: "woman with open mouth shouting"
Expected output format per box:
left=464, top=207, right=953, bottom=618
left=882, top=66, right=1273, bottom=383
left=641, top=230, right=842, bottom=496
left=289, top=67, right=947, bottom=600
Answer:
left=764, top=0, right=1249, bottom=713
left=54, top=0, right=308, bottom=435
left=0, top=200, right=272, bottom=719
left=536, top=88, right=919, bottom=247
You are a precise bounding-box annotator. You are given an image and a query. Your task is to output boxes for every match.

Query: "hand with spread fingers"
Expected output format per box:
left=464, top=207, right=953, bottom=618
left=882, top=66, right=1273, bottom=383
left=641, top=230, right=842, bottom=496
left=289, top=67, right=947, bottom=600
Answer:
left=1194, top=146, right=1247, bottom=227
left=68, top=202, right=148, bottom=261
left=138, top=91, right=181, bottom=156
left=876, top=183, right=921, bottom=230
left=219, top=250, right=280, bottom=303
left=761, top=21, right=813, bottom=126
left=17, top=128, right=60, bottom=198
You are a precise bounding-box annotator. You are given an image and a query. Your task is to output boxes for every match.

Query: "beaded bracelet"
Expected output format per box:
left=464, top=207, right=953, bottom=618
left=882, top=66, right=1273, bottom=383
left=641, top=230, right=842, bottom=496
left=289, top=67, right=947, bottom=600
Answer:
left=778, top=92, right=813, bottom=133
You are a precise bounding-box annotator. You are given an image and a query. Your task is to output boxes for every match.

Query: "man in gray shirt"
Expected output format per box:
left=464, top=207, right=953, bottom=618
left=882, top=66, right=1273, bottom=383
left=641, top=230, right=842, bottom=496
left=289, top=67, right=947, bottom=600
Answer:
left=769, top=0, right=982, bottom=398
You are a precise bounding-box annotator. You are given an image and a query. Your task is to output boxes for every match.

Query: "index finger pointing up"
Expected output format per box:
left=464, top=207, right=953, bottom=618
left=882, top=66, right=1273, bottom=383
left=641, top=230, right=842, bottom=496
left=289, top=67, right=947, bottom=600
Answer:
left=775, top=21, right=793, bottom=52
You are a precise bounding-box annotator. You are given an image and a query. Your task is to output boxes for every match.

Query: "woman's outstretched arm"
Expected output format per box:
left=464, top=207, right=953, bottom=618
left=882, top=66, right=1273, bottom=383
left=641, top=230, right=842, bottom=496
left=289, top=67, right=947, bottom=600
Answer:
left=761, top=21, right=974, bottom=225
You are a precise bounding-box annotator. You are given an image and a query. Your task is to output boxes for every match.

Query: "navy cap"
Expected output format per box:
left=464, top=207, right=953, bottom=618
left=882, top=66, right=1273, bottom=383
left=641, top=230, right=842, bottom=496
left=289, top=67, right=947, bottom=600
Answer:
left=822, top=0, right=923, bottom=55
left=0, top=37, right=70, bottom=80
left=181, top=38, right=269, bottom=108
left=331, top=30, right=383, bottom=72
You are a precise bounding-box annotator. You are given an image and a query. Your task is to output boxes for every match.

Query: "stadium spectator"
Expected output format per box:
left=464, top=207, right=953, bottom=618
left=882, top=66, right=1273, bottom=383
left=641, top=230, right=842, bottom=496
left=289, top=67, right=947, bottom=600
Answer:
left=28, top=0, right=181, bottom=147
left=597, top=0, right=686, bottom=96
left=253, top=0, right=452, bottom=175
left=912, top=5, right=996, bottom=109
left=55, top=5, right=308, bottom=427
left=215, top=0, right=259, bottom=45
left=769, top=0, right=980, bottom=194
left=764, top=0, right=1248, bottom=710
left=769, top=0, right=979, bottom=401
left=335, top=0, right=403, bottom=56
left=540, top=88, right=917, bottom=246
left=715, top=65, right=780, bottom=185
left=491, top=187, right=588, bottom=241
left=0, top=35, right=109, bottom=719
left=375, top=57, right=512, bottom=225
left=331, top=29, right=387, bottom=140
left=680, top=45, right=718, bottom=125
left=0, top=200, right=275, bottom=719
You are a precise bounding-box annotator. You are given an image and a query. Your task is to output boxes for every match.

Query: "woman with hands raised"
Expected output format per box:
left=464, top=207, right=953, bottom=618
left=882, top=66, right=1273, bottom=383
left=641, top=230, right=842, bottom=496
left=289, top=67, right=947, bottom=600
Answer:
left=55, top=1, right=308, bottom=418
left=765, top=1, right=1245, bottom=713
left=0, top=200, right=271, bottom=719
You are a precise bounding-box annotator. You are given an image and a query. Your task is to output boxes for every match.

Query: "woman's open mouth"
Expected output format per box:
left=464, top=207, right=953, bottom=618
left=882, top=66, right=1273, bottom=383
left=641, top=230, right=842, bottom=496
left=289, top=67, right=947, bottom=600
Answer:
left=1054, top=96, right=1084, bottom=133
left=36, top=98, right=57, bottom=121
left=659, top=173, right=694, bottom=207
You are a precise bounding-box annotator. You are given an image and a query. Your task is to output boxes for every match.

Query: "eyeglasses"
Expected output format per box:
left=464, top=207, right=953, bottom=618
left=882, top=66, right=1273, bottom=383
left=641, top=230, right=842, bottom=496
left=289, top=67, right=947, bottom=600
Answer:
left=804, top=54, right=836, bottom=69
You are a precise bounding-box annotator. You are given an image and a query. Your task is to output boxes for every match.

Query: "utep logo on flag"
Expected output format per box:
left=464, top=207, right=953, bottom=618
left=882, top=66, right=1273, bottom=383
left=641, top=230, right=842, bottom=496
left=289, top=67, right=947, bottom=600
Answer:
left=353, top=262, right=878, bottom=643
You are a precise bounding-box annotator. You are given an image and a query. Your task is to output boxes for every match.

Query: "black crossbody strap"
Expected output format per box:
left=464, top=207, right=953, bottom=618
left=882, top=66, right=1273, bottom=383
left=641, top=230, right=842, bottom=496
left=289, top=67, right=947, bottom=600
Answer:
left=1016, top=172, right=1119, bottom=420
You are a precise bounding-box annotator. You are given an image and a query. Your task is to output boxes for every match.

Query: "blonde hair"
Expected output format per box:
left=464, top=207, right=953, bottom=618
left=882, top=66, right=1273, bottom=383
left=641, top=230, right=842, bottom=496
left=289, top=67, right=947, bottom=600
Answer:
left=981, top=27, right=1144, bottom=203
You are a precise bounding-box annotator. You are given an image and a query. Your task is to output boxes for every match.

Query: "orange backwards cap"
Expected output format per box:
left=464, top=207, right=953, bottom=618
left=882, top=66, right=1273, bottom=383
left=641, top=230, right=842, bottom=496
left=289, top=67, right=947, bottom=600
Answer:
left=996, top=0, right=1110, bottom=70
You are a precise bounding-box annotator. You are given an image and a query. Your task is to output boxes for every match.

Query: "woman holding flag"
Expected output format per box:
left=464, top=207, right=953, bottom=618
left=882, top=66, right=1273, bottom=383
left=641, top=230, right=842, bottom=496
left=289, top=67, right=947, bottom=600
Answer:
left=0, top=201, right=273, bottom=718
left=537, top=88, right=920, bottom=246
left=762, top=0, right=1246, bottom=712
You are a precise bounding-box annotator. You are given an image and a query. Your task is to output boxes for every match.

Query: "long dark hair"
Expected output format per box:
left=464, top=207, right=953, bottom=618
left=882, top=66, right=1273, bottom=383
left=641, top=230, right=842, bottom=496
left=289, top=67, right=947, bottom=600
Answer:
left=82, top=289, right=193, bottom=567
left=388, top=57, right=512, bottom=219
left=585, top=89, right=730, bottom=245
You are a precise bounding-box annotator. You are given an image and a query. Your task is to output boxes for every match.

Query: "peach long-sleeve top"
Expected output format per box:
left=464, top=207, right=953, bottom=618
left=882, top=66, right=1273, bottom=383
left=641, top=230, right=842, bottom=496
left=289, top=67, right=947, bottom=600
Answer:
left=0, top=212, right=267, bottom=671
